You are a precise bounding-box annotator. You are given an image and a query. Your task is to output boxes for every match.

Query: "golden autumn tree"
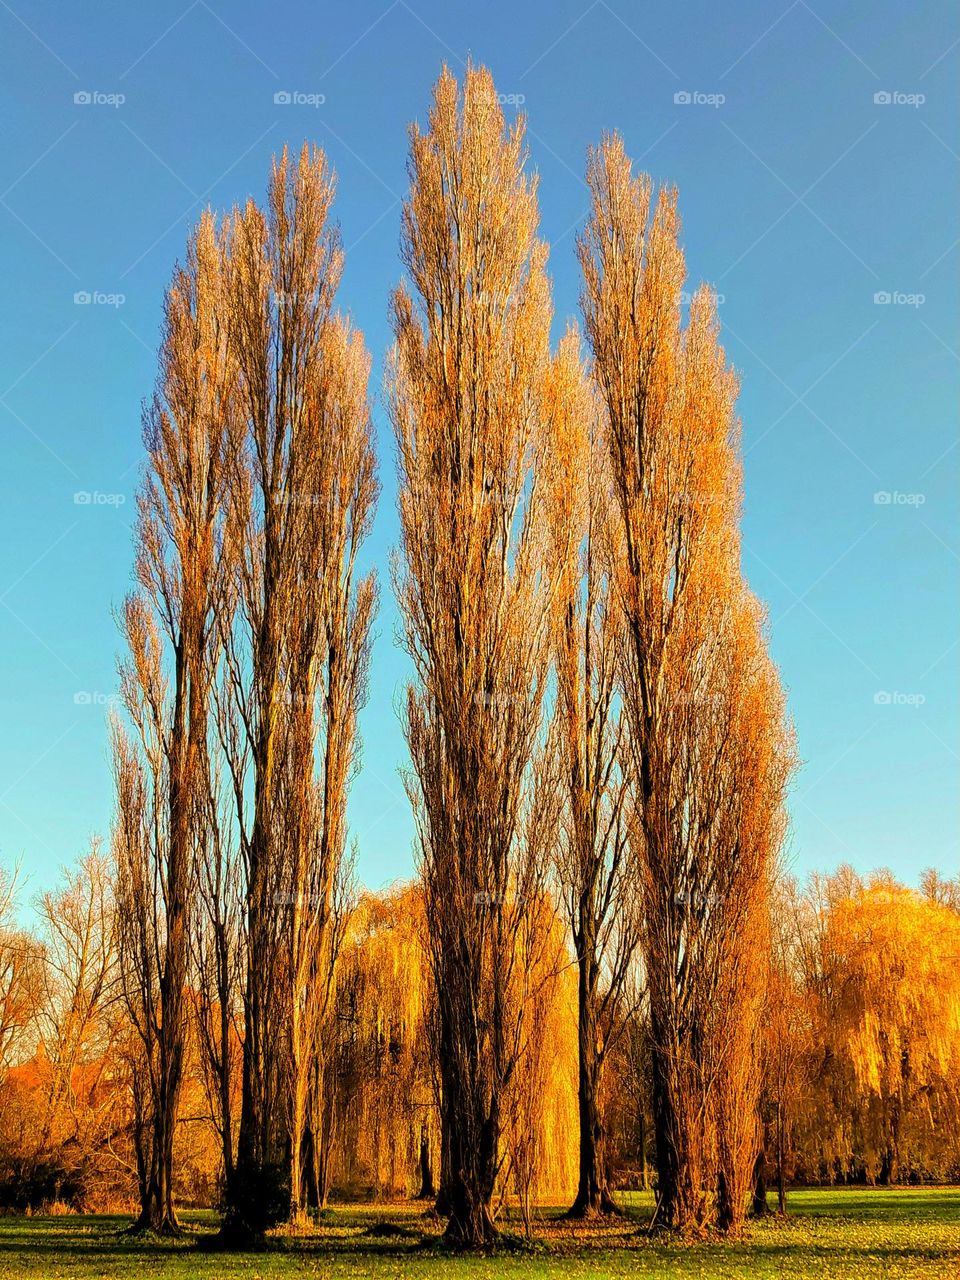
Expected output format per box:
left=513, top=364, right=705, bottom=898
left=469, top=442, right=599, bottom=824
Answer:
left=113, top=209, right=235, bottom=1234
left=797, top=870, right=960, bottom=1186
left=390, top=65, right=559, bottom=1245
left=579, top=134, right=793, bottom=1232
left=328, top=885, right=437, bottom=1200
left=275, top=310, right=377, bottom=1225
left=33, top=843, right=120, bottom=1171
left=753, top=874, right=810, bottom=1215
left=215, top=146, right=378, bottom=1241
left=0, top=868, right=42, bottom=1090
left=543, top=329, right=641, bottom=1217
left=500, top=889, right=579, bottom=1229
left=702, top=597, right=791, bottom=1232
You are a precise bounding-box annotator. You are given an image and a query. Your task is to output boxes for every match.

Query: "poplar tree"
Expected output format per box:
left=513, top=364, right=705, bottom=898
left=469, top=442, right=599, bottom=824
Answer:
left=114, top=211, right=235, bottom=1234
left=579, top=135, right=794, bottom=1232
left=390, top=65, right=557, bottom=1245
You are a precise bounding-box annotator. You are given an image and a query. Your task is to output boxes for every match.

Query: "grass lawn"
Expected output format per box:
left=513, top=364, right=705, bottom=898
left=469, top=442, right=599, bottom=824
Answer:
left=0, top=1188, right=957, bottom=1278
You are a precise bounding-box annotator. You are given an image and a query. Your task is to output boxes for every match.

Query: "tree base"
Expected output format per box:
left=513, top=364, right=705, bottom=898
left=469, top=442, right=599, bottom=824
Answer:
left=442, top=1209, right=500, bottom=1250
left=280, top=1208, right=315, bottom=1235
left=563, top=1189, right=621, bottom=1220
left=125, top=1214, right=183, bottom=1239
left=203, top=1222, right=268, bottom=1252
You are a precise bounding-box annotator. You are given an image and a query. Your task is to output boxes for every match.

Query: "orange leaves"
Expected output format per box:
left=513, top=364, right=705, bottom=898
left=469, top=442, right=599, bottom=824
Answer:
left=580, top=128, right=794, bottom=1233
left=390, top=65, right=572, bottom=1240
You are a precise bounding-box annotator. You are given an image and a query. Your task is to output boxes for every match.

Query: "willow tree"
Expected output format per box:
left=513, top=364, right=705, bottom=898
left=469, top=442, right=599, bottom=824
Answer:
left=579, top=135, right=793, bottom=1232
left=501, top=889, right=579, bottom=1228
left=216, top=146, right=378, bottom=1241
left=543, top=330, right=640, bottom=1217
left=798, top=872, right=960, bottom=1187
left=328, top=886, right=437, bottom=1199
left=390, top=65, right=557, bottom=1246
left=114, top=211, right=235, bottom=1234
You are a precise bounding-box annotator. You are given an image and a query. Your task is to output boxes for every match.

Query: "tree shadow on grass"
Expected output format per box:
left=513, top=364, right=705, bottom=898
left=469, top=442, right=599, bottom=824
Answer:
left=0, top=1197, right=957, bottom=1274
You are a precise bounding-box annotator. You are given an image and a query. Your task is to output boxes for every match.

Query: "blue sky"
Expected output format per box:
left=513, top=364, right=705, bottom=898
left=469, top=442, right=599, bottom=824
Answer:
left=0, top=0, right=957, bottom=901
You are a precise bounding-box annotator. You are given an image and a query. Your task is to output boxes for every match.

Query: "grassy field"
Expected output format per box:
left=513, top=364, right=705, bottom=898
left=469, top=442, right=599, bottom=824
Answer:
left=0, top=1189, right=958, bottom=1278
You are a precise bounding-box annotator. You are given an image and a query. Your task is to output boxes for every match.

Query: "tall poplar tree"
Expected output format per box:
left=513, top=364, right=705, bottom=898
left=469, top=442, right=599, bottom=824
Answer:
left=114, top=211, right=235, bottom=1234
left=579, top=134, right=794, bottom=1232
left=390, top=65, right=557, bottom=1245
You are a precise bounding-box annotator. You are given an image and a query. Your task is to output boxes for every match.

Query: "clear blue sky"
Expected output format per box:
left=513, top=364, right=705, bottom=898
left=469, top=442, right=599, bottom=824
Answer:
left=0, top=0, right=957, bottom=901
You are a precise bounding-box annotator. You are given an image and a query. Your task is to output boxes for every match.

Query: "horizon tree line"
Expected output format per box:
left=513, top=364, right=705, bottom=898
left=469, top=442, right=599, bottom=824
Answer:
left=4, top=857, right=960, bottom=1219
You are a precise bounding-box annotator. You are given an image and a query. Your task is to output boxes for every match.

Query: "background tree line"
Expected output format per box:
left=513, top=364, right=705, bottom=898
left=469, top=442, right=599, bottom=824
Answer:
left=0, top=64, right=953, bottom=1248
left=2, top=861, right=960, bottom=1221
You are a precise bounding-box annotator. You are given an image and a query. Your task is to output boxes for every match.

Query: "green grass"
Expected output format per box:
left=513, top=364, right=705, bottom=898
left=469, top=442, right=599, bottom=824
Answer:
left=0, top=1188, right=957, bottom=1278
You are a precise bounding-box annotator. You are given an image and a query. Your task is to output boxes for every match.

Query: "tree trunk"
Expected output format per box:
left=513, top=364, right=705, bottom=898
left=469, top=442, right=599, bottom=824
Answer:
left=879, top=1140, right=899, bottom=1187
left=219, top=892, right=285, bottom=1245
left=434, top=1093, right=452, bottom=1215
left=288, top=987, right=312, bottom=1226
left=880, top=1097, right=902, bottom=1187
left=444, top=1118, right=499, bottom=1246
left=289, top=1087, right=307, bottom=1223
left=130, top=664, right=195, bottom=1238
left=648, top=1027, right=706, bottom=1232
left=131, top=1109, right=179, bottom=1235
left=649, top=1041, right=685, bottom=1229
left=776, top=1101, right=787, bottom=1213
left=638, top=1104, right=648, bottom=1190
left=439, top=1045, right=500, bottom=1247
left=218, top=961, right=234, bottom=1194
left=567, top=940, right=617, bottom=1217
left=751, top=1145, right=770, bottom=1217
left=417, top=1126, right=436, bottom=1200
left=716, top=1167, right=733, bottom=1234
left=307, top=1126, right=321, bottom=1210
